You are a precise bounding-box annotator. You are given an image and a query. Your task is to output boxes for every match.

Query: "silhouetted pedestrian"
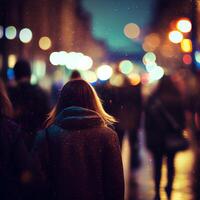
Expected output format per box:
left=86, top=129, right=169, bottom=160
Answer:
left=96, top=78, right=142, bottom=170
left=0, top=79, right=31, bottom=200
left=145, top=75, right=186, bottom=200
left=114, top=78, right=142, bottom=170
left=8, top=59, right=50, bottom=151
left=32, top=79, right=124, bottom=200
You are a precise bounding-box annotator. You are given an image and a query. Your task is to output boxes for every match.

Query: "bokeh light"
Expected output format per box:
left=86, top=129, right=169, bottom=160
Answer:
left=19, top=28, right=32, bottom=43
left=143, top=33, right=160, bottom=52
left=31, top=74, right=38, bottom=85
left=145, top=62, right=157, bottom=72
left=82, top=70, right=97, bottom=83
left=124, top=23, right=140, bottom=39
left=32, top=60, right=46, bottom=79
left=109, top=74, right=125, bottom=87
left=7, top=68, right=15, bottom=80
left=97, top=65, right=113, bottom=81
left=181, top=39, right=192, bottom=53
left=66, top=52, right=79, bottom=69
left=143, top=52, right=156, bottom=65
left=176, top=18, right=192, bottom=33
left=49, top=52, right=60, bottom=65
left=141, top=73, right=150, bottom=85
left=0, top=26, right=3, bottom=39
left=65, top=52, right=93, bottom=70
left=149, top=66, right=165, bottom=83
left=39, top=36, right=52, bottom=50
left=59, top=51, right=69, bottom=66
left=128, top=73, right=141, bottom=85
left=168, top=30, right=183, bottom=44
left=5, top=26, right=17, bottom=40
left=195, top=51, right=200, bottom=63
left=119, top=60, right=134, bottom=75
left=49, top=51, right=93, bottom=71
left=183, top=54, right=192, bottom=65
left=78, top=55, right=93, bottom=71
left=8, top=54, right=17, bottom=68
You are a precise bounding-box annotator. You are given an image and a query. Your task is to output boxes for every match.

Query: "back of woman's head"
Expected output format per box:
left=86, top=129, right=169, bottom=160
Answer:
left=46, top=79, right=115, bottom=127
left=0, top=80, right=13, bottom=118
left=57, top=79, right=98, bottom=112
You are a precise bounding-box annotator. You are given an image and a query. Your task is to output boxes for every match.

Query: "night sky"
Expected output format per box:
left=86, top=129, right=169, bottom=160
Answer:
left=82, top=0, right=157, bottom=54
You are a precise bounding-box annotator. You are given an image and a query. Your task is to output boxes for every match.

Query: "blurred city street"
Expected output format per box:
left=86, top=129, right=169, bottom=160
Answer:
left=122, top=128, right=195, bottom=200
left=1, top=0, right=200, bottom=200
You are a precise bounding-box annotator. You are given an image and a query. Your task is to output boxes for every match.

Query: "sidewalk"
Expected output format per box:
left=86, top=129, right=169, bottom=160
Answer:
left=122, top=129, right=195, bottom=200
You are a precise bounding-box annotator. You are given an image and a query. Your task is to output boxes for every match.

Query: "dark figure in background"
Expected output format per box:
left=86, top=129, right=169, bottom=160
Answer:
left=70, top=69, right=81, bottom=80
left=32, top=79, right=124, bottom=200
left=145, top=75, right=186, bottom=200
left=114, top=78, right=142, bottom=170
left=0, top=80, right=30, bottom=200
left=97, top=78, right=142, bottom=170
left=8, top=60, right=50, bottom=151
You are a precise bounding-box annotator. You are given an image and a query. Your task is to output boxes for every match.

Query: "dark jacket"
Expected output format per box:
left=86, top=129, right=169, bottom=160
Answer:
left=96, top=83, right=142, bottom=131
left=32, top=106, right=124, bottom=200
left=145, top=94, right=186, bottom=153
left=8, top=82, right=50, bottom=150
left=0, top=116, right=31, bottom=200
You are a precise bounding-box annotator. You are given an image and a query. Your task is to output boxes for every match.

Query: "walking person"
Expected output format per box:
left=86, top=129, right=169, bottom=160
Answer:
left=0, top=79, right=30, bottom=200
left=145, top=75, right=186, bottom=200
left=32, top=79, right=124, bottom=200
left=8, top=59, right=50, bottom=151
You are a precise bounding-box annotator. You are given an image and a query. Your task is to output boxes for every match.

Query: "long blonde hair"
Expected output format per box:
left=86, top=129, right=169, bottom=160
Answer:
left=46, top=79, right=116, bottom=127
left=0, top=80, right=13, bottom=118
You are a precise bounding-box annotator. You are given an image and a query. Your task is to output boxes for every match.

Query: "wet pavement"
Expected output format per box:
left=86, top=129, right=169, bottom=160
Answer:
left=121, top=129, right=197, bottom=200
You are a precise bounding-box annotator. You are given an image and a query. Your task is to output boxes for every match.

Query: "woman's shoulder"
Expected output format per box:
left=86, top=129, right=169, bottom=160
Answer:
left=97, top=126, right=119, bottom=143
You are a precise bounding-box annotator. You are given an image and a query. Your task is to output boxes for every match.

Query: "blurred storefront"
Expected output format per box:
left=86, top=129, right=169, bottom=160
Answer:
left=0, top=0, right=107, bottom=88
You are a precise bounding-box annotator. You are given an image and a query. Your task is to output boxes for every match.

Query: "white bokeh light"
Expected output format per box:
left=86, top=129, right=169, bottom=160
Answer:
left=19, top=28, right=32, bottom=43
left=97, top=65, right=113, bottom=81
left=82, top=70, right=97, bottom=83
left=168, top=31, right=183, bottom=44
left=149, top=66, right=165, bottom=83
left=49, top=52, right=60, bottom=65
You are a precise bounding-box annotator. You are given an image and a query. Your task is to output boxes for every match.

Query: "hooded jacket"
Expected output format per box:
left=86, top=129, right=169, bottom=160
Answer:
left=32, top=106, right=124, bottom=200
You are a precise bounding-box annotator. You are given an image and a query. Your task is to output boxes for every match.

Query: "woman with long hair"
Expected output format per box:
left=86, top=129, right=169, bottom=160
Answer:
left=0, top=79, right=30, bottom=200
left=145, top=75, right=186, bottom=200
left=32, top=79, right=124, bottom=200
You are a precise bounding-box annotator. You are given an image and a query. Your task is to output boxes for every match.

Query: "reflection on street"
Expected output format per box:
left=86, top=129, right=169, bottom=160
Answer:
left=122, top=132, right=195, bottom=200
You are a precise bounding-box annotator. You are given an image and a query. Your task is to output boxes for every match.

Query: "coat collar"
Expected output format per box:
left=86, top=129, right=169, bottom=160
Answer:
left=55, top=106, right=105, bottom=130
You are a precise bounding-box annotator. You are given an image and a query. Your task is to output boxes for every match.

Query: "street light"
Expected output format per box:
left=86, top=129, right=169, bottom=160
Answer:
left=39, top=36, right=52, bottom=50
left=181, top=39, right=192, bottom=53
left=5, top=26, right=17, bottom=40
left=168, top=30, right=183, bottom=44
left=96, top=64, right=113, bottom=81
left=19, top=28, right=32, bottom=43
left=124, top=23, right=140, bottom=39
left=176, top=18, right=192, bottom=33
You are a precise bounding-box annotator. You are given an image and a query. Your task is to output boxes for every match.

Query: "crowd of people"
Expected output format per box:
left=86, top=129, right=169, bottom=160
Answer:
left=0, top=59, right=200, bottom=200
